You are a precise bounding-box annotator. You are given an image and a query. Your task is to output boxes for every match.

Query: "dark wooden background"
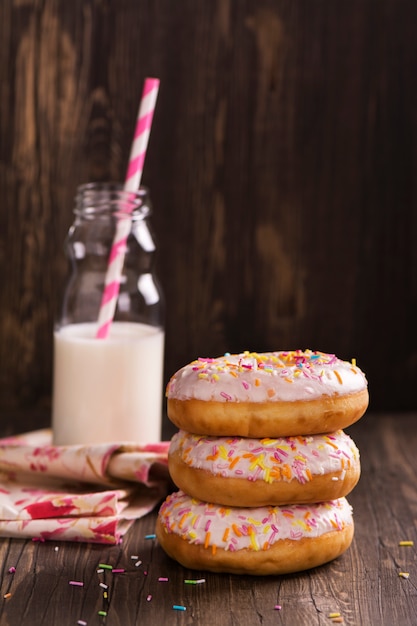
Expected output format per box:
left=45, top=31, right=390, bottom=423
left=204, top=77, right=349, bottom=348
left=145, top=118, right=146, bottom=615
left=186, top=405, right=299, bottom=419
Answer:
left=1, top=0, right=416, bottom=432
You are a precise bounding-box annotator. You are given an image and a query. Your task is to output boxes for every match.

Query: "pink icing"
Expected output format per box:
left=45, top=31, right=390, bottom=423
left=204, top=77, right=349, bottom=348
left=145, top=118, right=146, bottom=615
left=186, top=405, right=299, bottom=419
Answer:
left=169, top=430, right=359, bottom=484
left=158, top=491, right=353, bottom=551
left=166, top=350, right=367, bottom=403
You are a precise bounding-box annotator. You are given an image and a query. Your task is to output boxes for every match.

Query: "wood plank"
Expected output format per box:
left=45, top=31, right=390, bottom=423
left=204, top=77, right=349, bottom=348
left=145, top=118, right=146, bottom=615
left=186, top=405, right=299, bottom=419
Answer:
left=0, top=413, right=415, bottom=625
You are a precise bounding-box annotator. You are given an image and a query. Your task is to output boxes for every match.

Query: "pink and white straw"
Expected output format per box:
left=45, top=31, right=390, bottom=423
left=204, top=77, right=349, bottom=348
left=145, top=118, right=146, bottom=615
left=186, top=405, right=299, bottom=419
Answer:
left=96, top=78, right=160, bottom=339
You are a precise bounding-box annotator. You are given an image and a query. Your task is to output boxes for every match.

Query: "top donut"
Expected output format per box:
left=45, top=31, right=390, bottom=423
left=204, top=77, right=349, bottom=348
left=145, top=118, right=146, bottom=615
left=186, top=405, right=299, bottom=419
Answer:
left=166, top=350, right=369, bottom=437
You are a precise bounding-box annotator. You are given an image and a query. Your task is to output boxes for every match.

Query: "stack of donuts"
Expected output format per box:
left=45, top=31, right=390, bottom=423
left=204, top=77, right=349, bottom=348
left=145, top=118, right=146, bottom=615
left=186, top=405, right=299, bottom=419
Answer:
left=156, top=350, right=368, bottom=575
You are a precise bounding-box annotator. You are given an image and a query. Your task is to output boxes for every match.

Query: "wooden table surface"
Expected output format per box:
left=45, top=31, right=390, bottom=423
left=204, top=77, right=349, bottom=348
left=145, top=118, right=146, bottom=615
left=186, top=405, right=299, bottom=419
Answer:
left=0, top=412, right=416, bottom=626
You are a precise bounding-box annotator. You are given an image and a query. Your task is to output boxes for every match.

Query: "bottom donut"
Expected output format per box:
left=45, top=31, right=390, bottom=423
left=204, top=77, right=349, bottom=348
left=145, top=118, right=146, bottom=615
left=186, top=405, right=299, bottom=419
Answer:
left=156, top=490, right=354, bottom=575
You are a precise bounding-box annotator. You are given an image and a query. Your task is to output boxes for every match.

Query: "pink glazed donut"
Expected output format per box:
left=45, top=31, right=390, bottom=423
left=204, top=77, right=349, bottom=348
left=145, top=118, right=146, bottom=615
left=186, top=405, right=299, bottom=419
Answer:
left=166, top=350, right=369, bottom=437
left=156, top=490, right=354, bottom=575
left=168, top=429, right=360, bottom=507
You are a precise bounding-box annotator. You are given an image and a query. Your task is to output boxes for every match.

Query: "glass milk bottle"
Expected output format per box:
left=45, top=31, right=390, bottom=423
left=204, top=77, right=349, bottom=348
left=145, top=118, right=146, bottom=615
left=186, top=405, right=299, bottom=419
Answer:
left=52, top=182, right=165, bottom=445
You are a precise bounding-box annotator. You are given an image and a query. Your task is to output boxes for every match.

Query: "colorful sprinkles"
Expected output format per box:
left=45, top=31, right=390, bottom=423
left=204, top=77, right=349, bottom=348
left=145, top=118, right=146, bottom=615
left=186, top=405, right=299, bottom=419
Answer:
left=170, top=429, right=359, bottom=485
left=166, top=350, right=367, bottom=403
left=158, top=491, right=353, bottom=552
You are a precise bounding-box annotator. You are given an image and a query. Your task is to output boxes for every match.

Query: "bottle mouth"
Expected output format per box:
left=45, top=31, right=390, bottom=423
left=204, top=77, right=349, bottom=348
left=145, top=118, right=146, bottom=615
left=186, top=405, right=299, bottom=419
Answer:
left=75, top=182, right=151, bottom=219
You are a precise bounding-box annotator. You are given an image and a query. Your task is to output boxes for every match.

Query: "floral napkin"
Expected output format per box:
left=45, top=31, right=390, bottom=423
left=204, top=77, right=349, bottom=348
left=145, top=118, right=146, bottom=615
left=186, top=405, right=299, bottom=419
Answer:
left=0, top=429, right=171, bottom=544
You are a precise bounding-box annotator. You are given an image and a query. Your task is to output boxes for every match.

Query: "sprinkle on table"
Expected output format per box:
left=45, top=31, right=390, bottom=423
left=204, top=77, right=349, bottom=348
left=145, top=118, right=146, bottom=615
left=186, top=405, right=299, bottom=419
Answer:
left=69, top=581, right=84, bottom=587
left=184, top=578, right=206, bottom=585
left=328, top=613, right=344, bottom=622
left=112, top=568, right=125, bottom=574
left=145, top=533, right=156, bottom=540
left=399, top=572, right=410, bottom=579
left=399, top=540, right=414, bottom=546
left=98, top=563, right=113, bottom=570
left=173, top=605, right=187, bottom=611
left=158, top=577, right=169, bottom=582
left=8, top=567, right=16, bottom=574
left=3, top=593, right=12, bottom=599
left=77, top=621, right=87, bottom=626
left=274, top=604, right=282, bottom=610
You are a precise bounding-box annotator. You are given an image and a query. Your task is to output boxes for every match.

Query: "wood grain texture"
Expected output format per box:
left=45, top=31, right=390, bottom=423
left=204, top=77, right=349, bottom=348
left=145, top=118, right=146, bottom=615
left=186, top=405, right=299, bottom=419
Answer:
left=0, top=413, right=415, bottom=625
left=0, top=0, right=417, bottom=425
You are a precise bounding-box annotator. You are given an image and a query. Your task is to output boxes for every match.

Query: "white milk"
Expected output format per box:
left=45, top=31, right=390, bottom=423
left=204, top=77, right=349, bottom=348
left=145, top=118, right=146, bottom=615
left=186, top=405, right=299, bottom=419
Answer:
left=52, top=321, right=165, bottom=445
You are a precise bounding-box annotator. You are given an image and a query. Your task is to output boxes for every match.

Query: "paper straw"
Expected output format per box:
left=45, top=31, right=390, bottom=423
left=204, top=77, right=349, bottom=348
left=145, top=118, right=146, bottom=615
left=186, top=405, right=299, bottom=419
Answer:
left=96, top=78, right=160, bottom=339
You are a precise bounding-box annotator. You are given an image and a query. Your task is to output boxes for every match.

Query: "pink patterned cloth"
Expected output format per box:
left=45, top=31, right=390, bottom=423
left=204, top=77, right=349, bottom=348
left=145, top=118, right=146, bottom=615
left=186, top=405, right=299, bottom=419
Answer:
left=0, top=429, right=170, bottom=544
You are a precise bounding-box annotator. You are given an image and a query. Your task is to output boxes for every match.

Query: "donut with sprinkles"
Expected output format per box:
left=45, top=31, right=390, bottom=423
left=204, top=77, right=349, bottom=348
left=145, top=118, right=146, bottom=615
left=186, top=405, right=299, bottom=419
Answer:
left=166, top=350, right=369, bottom=437
left=156, top=490, right=354, bottom=575
left=168, top=429, right=361, bottom=507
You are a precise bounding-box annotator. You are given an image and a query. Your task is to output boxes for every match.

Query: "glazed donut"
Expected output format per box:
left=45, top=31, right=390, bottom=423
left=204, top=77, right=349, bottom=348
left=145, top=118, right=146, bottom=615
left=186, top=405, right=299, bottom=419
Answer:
left=168, top=429, right=360, bottom=507
left=156, top=490, right=354, bottom=575
left=166, top=350, right=368, bottom=437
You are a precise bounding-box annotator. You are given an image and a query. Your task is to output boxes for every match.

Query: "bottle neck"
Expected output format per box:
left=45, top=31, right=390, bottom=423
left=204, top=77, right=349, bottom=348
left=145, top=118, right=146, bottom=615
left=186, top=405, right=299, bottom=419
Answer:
left=75, top=182, right=151, bottom=220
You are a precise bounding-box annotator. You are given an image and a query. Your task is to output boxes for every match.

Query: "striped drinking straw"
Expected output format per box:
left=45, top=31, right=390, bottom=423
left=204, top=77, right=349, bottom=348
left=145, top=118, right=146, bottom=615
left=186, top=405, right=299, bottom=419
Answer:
left=96, top=78, right=160, bottom=339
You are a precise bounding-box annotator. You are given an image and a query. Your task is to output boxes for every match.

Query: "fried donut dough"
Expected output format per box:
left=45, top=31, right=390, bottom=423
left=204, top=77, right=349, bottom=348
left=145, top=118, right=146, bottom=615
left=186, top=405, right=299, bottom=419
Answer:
left=166, top=350, right=368, bottom=437
left=156, top=491, right=354, bottom=575
left=168, top=429, right=360, bottom=507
